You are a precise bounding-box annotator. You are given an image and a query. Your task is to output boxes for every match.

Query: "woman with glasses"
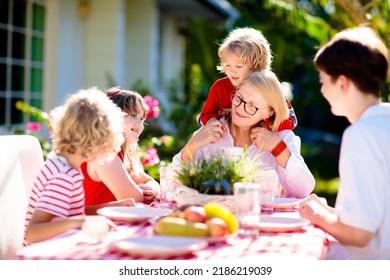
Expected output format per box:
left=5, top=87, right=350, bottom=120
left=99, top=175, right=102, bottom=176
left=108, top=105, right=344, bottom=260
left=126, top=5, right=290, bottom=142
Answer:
left=172, top=71, right=315, bottom=198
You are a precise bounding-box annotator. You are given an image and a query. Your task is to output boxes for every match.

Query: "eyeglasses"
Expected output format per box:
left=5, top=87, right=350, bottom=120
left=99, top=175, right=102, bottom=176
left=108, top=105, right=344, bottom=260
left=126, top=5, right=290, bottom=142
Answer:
left=231, top=94, right=268, bottom=115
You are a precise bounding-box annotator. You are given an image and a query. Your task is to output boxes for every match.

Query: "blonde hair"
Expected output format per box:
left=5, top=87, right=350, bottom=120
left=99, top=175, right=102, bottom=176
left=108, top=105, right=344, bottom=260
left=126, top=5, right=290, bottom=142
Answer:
left=218, top=27, right=272, bottom=72
left=50, top=87, right=125, bottom=163
left=105, top=87, right=148, bottom=174
left=241, top=71, right=289, bottom=132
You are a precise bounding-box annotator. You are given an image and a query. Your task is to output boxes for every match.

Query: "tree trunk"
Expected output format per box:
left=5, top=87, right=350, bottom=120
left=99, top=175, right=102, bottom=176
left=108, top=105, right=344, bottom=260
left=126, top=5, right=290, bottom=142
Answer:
left=334, top=0, right=369, bottom=25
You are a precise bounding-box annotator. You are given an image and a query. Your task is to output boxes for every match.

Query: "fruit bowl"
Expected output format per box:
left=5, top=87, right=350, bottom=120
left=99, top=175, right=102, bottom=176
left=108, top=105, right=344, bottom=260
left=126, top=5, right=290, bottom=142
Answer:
left=174, top=185, right=237, bottom=213
left=152, top=203, right=238, bottom=244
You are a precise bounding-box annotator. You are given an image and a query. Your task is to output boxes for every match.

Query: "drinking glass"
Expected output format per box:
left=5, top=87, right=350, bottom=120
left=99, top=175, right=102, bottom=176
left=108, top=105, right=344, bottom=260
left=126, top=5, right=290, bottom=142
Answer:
left=258, top=170, right=278, bottom=214
left=221, top=147, right=244, bottom=162
left=234, top=182, right=261, bottom=237
left=159, top=166, right=176, bottom=205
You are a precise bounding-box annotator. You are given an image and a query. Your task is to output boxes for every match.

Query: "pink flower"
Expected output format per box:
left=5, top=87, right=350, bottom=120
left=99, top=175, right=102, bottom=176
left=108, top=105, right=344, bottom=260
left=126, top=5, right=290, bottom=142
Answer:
left=144, top=95, right=160, bottom=120
left=142, top=147, right=159, bottom=166
left=160, top=135, right=173, bottom=146
left=26, top=122, right=40, bottom=132
left=160, top=135, right=168, bottom=144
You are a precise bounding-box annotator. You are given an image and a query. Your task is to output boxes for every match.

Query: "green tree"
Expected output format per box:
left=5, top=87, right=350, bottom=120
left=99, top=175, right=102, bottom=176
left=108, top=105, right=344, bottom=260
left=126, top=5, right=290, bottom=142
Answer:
left=178, top=1, right=389, bottom=205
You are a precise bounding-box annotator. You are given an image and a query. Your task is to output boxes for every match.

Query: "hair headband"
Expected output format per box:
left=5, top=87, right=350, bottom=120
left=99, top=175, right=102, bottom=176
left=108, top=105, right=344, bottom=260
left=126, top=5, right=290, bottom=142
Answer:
left=112, top=90, right=121, bottom=97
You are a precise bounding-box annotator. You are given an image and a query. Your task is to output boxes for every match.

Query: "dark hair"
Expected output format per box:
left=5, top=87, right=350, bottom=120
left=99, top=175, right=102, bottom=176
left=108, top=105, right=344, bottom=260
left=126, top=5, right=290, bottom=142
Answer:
left=104, top=86, right=148, bottom=174
left=105, top=86, right=148, bottom=119
left=314, top=27, right=388, bottom=97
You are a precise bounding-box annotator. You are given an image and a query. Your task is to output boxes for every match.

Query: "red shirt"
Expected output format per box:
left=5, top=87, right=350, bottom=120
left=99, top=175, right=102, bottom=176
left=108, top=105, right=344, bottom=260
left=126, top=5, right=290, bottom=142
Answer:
left=80, top=152, right=124, bottom=206
left=198, top=77, right=297, bottom=131
left=198, top=77, right=235, bottom=126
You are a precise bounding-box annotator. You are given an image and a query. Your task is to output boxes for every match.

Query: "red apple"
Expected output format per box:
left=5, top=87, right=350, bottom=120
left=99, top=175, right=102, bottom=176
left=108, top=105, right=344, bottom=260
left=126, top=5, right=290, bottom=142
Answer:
left=183, top=206, right=207, bottom=223
left=206, top=217, right=228, bottom=236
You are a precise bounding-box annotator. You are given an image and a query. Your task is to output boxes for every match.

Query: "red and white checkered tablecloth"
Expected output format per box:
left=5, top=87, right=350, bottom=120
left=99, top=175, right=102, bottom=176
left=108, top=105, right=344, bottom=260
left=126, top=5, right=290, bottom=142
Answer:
left=16, top=203, right=328, bottom=260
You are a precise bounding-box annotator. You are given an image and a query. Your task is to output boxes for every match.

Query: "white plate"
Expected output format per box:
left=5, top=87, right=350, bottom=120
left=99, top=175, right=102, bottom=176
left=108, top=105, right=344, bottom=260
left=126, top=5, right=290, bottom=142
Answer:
left=110, top=236, right=208, bottom=258
left=154, top=232, right=237, bottom=245
left=259, top=216, right=310, bottom=232
left=273, top=197, right=302, bottom=210
left=203, top=233, right=237, bottom=244
left=97, top=207, right=171, bottom=223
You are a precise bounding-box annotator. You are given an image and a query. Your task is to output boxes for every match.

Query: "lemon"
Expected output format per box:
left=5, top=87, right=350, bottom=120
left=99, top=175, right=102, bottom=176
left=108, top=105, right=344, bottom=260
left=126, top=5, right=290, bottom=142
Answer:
left=203, top=203, right=238, bottom=234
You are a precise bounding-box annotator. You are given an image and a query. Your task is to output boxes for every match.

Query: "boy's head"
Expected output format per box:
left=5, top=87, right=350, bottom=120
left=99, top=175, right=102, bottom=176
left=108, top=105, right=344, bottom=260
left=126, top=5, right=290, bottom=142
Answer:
left=50, top=87, right=125, bottom=163
left=218, top=27, right=272, bottom=73
left=314, top=26, right=389, bottom=97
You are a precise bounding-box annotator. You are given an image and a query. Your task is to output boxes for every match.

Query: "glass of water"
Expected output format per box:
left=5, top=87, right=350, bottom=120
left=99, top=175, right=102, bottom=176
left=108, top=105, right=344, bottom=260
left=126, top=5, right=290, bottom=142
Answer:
left=258, top=170, right=278, bottom=214
left=234, top=182, right=261, bottom=237
left=159, top=166, right=176, bottom=206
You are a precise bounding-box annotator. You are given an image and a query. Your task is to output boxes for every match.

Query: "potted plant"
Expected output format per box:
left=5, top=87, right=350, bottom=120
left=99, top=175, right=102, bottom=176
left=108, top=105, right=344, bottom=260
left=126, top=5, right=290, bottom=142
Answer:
left=172, top=149, right=264, bottom=210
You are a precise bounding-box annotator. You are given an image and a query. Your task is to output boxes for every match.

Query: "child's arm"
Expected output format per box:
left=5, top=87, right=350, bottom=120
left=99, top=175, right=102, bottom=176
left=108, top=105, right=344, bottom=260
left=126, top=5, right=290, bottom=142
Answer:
left=198, top=101, right=220, bottom=126
left=88, top=154, right=145, bottom=202
left=197, top=80, right=226, bottom=126
left=85, top=198, right=136, bottom=215
left=277, top=97, right=298, bottom=131
left=26, top=210, right=117, bottom=243
left=132, top=170, right=160, bottom=204
left=25, top=210, right=85, bottom=244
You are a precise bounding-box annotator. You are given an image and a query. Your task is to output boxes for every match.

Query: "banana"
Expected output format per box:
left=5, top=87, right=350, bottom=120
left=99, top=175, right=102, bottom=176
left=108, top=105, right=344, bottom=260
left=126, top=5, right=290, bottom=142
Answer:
left=155, top=217, right=209, bottom=237
left=203, top=203, right=238, bottom=234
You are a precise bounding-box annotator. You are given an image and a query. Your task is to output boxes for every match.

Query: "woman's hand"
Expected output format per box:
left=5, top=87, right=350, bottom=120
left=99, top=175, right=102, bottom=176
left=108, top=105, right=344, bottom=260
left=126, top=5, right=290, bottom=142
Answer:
left=250, top=127, right=281, bottom=151
left=195, top=119, right=224, bottom=145
left=182, top=119, right=224, bottom=163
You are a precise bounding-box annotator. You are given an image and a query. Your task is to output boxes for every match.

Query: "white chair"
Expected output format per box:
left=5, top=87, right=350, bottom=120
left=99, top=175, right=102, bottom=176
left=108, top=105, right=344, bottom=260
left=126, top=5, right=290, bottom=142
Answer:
left=0, top=135, right=44, bottom=259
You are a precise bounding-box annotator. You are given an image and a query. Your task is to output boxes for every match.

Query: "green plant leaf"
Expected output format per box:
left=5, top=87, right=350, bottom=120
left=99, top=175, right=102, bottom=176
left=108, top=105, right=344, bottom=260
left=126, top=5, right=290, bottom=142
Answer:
left=175, top=149, right=265, bottom=195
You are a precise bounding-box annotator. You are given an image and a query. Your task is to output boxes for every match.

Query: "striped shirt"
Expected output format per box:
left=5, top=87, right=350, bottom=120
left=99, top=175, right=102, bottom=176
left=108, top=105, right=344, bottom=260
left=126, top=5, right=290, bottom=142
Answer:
left=24, top=154, right=85, bottom=246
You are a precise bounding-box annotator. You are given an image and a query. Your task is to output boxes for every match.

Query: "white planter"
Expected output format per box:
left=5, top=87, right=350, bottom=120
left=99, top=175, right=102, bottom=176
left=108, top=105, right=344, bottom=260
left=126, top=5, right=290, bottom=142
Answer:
left=174, top=185, right=236, bottom=213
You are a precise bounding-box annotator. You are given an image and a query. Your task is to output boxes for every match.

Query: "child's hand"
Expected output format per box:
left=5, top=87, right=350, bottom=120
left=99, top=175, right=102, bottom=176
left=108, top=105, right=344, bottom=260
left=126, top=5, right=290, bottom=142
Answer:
left=139, top=184, right=157, bottom=204
left=82, top=216, right=115, bottom=243
left=111, top=197, right=136, bottom=207
left=298, top=196, right=333, bottom=227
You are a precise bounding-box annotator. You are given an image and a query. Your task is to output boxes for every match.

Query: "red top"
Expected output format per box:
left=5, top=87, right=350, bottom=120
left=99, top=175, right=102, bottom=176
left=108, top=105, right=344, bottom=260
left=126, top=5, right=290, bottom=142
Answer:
left=81, top=152, right=124, bottom=206
left=198, top=77, right=297, bottom=131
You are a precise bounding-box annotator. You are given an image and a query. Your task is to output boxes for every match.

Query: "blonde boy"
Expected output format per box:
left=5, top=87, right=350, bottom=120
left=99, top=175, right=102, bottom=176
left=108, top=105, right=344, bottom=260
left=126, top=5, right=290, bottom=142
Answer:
left=24, top=87, right=128, bottom=245
left=197, top=27, right=297, bottom=131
